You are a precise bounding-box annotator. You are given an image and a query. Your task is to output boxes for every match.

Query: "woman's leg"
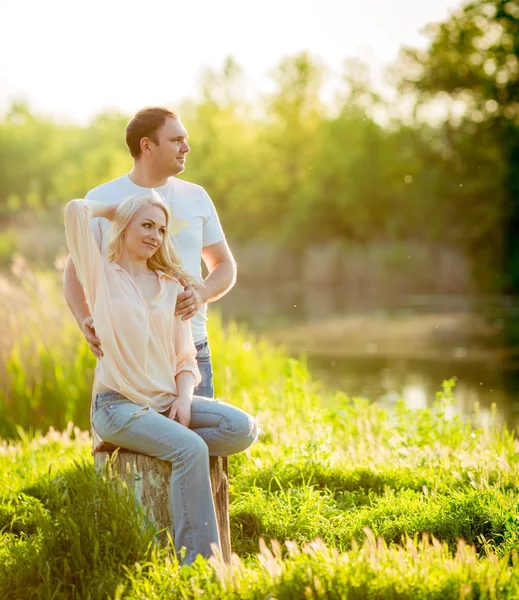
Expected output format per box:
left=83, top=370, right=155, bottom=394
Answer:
left=189, top=397, right=258, bottom=456
left=93, top=392, right=220, bottom=565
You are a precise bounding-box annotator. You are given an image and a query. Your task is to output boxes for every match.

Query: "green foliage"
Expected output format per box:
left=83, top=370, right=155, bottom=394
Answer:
left=4, top=3, right=519, bottom=587
left=0, top=456, right=159, bottom=599
left=0, top=103, right=131, bottom=216
left=2, top=272, right=519, bottom=597
left=2, top=382, right=519, bottom=598
left=399, top=0, right=519, bottom=291
left=2, top=36, right=517, bottom=291
left=0, top=266, right=96, bottom=438
left=0, top=230, right=17, bottom=267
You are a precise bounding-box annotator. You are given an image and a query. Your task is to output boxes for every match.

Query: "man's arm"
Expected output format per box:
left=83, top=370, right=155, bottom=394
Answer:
left=201, top=239, right=237, bottom=303
left=63, top=256, right=104, bottom=357
left=175, top=240, right=237, bottom=320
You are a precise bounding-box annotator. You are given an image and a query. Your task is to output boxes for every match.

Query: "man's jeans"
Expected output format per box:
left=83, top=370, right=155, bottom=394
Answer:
left=194, top=339, right=214, bottom=398
left=93, top=391, right=257, bottom=565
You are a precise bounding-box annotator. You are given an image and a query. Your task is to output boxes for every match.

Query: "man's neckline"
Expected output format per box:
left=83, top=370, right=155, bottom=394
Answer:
left=125, top=173, right=174, bottom=191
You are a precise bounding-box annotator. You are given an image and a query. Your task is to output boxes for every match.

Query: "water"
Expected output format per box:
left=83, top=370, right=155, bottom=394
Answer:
left=218, top=281, right=519, bottom=428
left=307, top=355, right=519, bottom=427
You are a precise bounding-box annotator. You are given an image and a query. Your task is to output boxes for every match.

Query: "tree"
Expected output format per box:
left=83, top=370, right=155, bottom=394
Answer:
left=399, top=0, right=519, bottom=290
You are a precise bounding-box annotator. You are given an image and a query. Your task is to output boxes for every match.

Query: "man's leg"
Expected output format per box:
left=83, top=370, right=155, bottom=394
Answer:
left=194, top=339, right=214, bottom=398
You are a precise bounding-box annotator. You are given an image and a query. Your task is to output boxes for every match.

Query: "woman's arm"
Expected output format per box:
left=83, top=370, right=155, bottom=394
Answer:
left=168, top=306, right=202, bottom=427
left=65, top=199, right=118, bottom=220
left=168, top=371, right=196, bottom=427
left=87, top=200, right=119, bottom=220
left=174, top=316, right=201, bottom=386
left=63, top=199, right=118, bottom=309
left=176, top=370, right=196, bottom=399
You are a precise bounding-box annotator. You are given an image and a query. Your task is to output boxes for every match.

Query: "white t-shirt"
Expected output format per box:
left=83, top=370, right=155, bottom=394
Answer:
left=85, top=174, right=225, bottom=343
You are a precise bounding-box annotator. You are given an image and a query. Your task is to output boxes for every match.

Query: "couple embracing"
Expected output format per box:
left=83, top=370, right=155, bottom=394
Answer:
left=63, top=107, right=258, bottom=566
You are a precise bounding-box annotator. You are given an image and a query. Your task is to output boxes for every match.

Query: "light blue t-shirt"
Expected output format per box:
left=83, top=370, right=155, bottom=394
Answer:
left=85, top=174, right=225, bottom=343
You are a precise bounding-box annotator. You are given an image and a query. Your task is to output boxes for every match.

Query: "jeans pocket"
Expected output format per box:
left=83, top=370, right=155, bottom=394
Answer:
left=196, top=341, right=211, bottom=362
left=95, top=399, right=150, bottom=436
left=95, top=390, right=127, bottom=409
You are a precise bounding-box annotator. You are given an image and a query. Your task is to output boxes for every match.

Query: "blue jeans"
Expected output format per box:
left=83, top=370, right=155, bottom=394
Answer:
left=92, top=391, right=257, bottom=565
left=194, top=339, right=214, bottom=398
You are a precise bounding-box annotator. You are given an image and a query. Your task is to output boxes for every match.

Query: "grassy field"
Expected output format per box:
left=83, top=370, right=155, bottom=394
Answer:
left=1, top=264, right=519, bottom=599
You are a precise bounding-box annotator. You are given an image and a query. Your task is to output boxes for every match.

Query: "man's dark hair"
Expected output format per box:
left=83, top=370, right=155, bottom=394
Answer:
left=126, top=106, right=179, bottom=158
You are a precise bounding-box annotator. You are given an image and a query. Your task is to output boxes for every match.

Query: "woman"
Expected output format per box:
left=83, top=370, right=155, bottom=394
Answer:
left=64, top=192, right=257, bottom=565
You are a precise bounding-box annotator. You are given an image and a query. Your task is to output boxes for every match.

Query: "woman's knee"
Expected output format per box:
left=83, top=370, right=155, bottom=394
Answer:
left=230, top=410, right=259, bottom=452
left=163, top=428, right=209, bottom=464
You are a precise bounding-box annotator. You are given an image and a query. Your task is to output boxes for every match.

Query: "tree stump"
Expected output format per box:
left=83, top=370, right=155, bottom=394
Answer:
left=94, top=450, right=231, bottom=563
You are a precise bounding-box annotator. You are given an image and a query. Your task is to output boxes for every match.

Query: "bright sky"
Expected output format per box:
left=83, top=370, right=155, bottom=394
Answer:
left=1, top=0, right=464, bottom=123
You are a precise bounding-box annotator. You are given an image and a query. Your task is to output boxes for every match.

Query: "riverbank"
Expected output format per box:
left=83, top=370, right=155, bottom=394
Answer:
left=265, top=311, right=508, bottom=362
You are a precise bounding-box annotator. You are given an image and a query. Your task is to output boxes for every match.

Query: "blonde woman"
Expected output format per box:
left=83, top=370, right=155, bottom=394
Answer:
left=64, top=193, right=257, bottom=565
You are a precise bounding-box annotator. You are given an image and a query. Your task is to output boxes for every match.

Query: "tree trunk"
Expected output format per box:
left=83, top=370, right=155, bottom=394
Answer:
left=94, top=450, right=231, bottom=563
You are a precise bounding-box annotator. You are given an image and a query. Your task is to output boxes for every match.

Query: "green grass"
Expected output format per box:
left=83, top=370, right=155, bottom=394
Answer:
left=1, top=268, right=519, bottom=598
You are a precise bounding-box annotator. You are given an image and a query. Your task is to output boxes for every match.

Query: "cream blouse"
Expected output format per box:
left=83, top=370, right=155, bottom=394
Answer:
left=64, top=199, right=201, bottom=415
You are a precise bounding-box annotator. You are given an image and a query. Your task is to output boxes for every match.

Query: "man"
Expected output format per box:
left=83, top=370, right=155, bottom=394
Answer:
left=63, top=106, right=237, bottom=398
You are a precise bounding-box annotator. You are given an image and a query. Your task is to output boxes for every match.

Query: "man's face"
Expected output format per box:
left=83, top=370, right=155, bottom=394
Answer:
left=149, top=117, right=190, bottom=176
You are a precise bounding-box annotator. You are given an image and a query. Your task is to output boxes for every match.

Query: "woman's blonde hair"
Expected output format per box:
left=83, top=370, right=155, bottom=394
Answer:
left=107, top=193, right=196, bottom=284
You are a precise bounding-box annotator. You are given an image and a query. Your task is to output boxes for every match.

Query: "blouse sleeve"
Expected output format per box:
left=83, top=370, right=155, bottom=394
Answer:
left=64, top=199, right=104, bottom=308
left=174, top=315, right=202, bottom=387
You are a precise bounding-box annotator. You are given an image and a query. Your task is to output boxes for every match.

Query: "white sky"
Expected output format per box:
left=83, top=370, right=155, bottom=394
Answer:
left=0, top=0, right=464, bottom=123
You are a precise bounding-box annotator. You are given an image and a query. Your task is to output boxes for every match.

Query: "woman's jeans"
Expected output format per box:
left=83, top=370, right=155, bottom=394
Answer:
left=92, top=391, right=257, bottom=565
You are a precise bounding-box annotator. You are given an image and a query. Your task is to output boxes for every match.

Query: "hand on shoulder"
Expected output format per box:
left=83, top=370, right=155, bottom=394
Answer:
left=175, top=277, right=207, bottom=320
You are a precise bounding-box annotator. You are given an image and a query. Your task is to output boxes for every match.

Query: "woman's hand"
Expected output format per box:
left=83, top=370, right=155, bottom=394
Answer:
left=168, top=395, right=192, bottom=427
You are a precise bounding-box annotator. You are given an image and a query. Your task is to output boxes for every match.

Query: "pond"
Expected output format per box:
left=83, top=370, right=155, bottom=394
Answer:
left=217, top=281, right=519, bottom=428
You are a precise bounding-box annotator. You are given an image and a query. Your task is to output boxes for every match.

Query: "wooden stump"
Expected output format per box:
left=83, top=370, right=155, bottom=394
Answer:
left=94, top=450, right=231, bottom=563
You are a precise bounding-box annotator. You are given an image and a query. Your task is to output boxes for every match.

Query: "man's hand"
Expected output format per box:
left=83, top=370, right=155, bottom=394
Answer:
left=168, top=396, right=192, bottom=427
left=175, top=277, right=206, bottom=321
left=81, top=317, right=103, bottom=358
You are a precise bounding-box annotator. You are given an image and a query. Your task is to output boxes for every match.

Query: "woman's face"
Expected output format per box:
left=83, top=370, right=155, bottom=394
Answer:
left=122, top=204, right=168, bottom=259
